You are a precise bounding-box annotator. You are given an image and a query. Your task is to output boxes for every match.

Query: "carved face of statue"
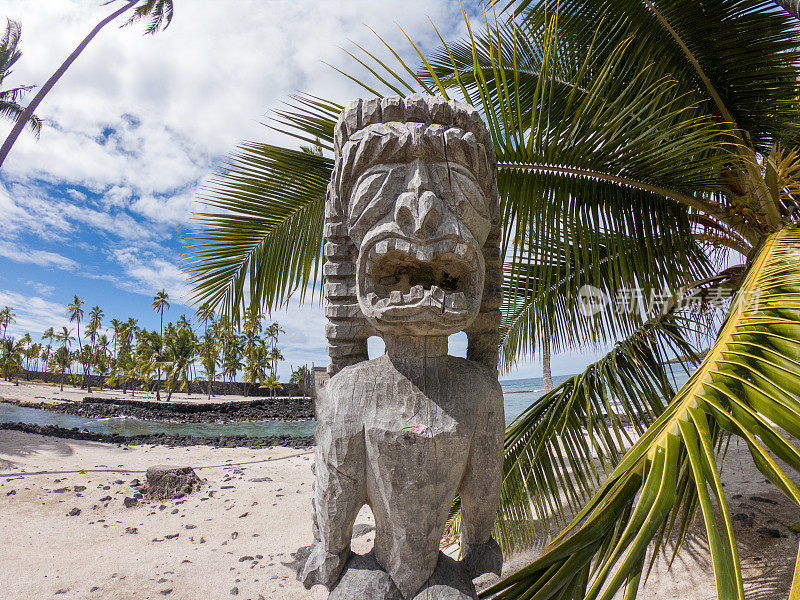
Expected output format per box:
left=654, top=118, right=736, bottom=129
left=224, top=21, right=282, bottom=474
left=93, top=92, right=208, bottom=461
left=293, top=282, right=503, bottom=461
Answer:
left=343, top=121, right=493, bottom=336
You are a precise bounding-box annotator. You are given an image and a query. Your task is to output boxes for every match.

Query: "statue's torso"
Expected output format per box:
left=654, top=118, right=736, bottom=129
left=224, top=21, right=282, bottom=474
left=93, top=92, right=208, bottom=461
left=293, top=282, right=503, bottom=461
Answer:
left=318, top=354, right=502, bottom=592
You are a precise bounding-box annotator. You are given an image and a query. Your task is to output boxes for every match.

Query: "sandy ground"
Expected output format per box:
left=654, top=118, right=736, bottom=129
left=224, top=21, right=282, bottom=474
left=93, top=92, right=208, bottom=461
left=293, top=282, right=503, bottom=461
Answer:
left=2, top=381, right=799, bottom=599
left=0, top=379, right=306, bottom=406
left=0, top=430, right=343, bottom=600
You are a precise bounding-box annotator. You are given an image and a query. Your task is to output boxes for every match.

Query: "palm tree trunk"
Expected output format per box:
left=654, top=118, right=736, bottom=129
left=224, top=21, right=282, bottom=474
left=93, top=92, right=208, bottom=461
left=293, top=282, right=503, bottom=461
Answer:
left=0, top=0, right=139, bottom=168
left=542, top=334, right=553, bottom=393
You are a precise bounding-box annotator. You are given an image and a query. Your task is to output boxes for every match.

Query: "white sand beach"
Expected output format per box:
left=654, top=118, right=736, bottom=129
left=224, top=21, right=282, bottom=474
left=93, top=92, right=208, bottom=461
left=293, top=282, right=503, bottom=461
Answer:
left=0, top=378, right=299, bottom=407
left=1, top=382, right=799, bottom=600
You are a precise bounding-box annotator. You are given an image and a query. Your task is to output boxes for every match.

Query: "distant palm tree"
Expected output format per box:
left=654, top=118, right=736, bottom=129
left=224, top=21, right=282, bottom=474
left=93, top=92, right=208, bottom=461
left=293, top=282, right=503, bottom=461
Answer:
left=108, top=318, right=122, bottom=359
left=260, top=372, right=282, bottom=398
left=0, top=0, right=175, bottom=169
left=1, top=337, right=23, bottom=383
left=53, top=326, right=74, bottom=391
left=88, top=305, right=103, bottom=346
left=0, top=20, right=40, bottom=137
left=86, top=305, right=103, bottom=387
left=152, top=289, right=170, bottom=336
left=196, top=302, right=216, bottom=398
left=50, top=345, right=72, bottom=392
left=18, top=332, right=31, bottom=377
left=41, top=326, right=55, bottom=369
left=199, top=331, right=218, bottom=401
left=95, top=334, right=111, bottom=390
left=65, top=295, right=85, bottom=385
left=0, top=306, right=15, bottom=340
left=55, top=326, right=73, bottom=351
left=161, top=323, right=197, bottom=401
left=65, top=295, right=84, bottom=347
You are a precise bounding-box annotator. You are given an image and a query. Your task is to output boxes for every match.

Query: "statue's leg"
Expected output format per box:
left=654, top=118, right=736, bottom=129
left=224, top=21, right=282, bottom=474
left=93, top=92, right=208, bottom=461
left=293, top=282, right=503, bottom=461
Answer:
left=300, top=420, right=366, bottom=590
left=459, top=389, right=505, bottom=579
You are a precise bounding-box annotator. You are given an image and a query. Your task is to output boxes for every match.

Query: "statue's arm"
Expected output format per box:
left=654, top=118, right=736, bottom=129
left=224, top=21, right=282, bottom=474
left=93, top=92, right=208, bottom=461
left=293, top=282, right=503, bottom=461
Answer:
left=300, top=383, right=366, bottom=590
left=459, top=381, right=505, bottom=579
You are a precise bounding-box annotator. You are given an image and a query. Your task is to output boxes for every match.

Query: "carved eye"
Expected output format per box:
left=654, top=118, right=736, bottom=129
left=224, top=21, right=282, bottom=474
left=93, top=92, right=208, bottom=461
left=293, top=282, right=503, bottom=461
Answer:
left=349, top=170, right=391, bottom=219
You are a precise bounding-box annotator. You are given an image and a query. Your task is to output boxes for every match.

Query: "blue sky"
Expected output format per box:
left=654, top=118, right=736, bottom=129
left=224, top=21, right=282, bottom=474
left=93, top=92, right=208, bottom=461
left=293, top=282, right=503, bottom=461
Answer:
left=0, top=0, right=608, bottom=380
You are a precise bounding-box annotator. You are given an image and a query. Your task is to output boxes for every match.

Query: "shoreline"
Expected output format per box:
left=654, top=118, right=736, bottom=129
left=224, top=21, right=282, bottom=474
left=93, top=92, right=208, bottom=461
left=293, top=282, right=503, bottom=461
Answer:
left=0, top=421, right=314, bottom=449
left=0, top=395, right=314, bottom=423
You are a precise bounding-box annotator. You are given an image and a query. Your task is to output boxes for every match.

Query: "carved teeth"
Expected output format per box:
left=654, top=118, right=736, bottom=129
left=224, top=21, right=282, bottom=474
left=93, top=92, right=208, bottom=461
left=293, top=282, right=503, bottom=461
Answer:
left=395, top=239, right=411, bottom=254
left=454, top=243, right=469, bottom=257
left=375, top=240, right=389, bottom=255
left=430, top=285, right=445, bottom=305
left=389, top=290, right=403, bottom=305
left=366, top=292, right=378, bottom=306
left=416, top=246, right=434, bottom=261
left=451, top=292, right=467, bottom=310
left=409, top=285, right=424, bottom=300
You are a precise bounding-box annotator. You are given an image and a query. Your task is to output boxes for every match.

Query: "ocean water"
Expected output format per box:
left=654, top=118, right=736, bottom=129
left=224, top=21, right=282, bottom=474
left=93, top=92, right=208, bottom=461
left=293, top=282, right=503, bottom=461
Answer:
left=0, top=403, right=315, bottom=438
left=0, top=365, right=696, bottom=439
left=500, top=365, right=695, bottom=425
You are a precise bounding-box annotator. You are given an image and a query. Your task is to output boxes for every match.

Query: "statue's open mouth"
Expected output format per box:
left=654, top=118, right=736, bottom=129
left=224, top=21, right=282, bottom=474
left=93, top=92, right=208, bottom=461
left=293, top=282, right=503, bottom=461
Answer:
left=358, top=236, right=481, bottom=323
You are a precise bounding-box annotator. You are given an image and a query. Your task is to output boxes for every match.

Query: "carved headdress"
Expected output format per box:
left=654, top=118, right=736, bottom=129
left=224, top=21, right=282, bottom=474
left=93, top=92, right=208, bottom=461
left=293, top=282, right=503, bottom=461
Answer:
left=324, top=94, right=502, bottom=374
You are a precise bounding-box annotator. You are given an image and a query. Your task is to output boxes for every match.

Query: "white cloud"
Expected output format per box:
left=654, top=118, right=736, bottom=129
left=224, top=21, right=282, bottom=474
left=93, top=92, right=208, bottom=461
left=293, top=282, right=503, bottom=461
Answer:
left=0, top=0, right=469, bottom=197
left=25, top=281, right=56, bottom=296
left=0, top=289, right=72, bottom=341
left=0, top=241, right=78, bottom=270
left=130, top=189, right=199, bottom=226
left=108, top=245, right=190, bottom=304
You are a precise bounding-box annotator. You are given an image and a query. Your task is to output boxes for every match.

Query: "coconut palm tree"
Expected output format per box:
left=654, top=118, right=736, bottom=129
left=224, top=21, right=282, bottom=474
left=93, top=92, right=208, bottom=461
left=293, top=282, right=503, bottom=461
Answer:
left=0, top=20, right=40, bottom=137
left=18, top=332, right=31, bottom=377
left=152, top=289, right=170, bottom=336
left=1, top=337, right=25, bottom=383
left=50, top=345, right=72, bottom=392
left=65, top=295, right=86, bottom=386
left=65, top=295, right=84, bottom=348
left=198, top=330, right=219, bottom=401
left=26, top=342, right=40, bottom=373
left=88, top=306, right=103, bottom=347
left=0, top=0, right=175, bottom=169
left=108, top=317, right=122, bottom=359
left=53, top=327, right=74, bottom=391
left=0, top=306, right=15, bottom=340
left=54, top=326, right=73, bottom=351
left=186, top=1, right=800, bottom=597
left=196, top=302, right=217, bottom=399
left=160, top=322, right=197, bottom=401
left=260, top=372, right=282, bottom=398
left=135, top=328, right=163, bottom=400
left=85, top=305, right=104, bottom=390
left=40, top=327, right=54, bottom=374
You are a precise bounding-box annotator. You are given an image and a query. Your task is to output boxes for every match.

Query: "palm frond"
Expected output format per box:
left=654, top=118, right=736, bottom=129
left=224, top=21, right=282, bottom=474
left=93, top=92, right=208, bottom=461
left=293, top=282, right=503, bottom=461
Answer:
left=500, top=190, right=712, bottom=364
left=483, top=226, right=800, bottom=600
left=512, top=0, right=800, bottom=151
left=0, top=100, right=41, bottom=137
left=185, top=95, right=340, bottom=319
left=122, top=0, right=174, bottom=35
left=0, top=19, right=22, bottom=80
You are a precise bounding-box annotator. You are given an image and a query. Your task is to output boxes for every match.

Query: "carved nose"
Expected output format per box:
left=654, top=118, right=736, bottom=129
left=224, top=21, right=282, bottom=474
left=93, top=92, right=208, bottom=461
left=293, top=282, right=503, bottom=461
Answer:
left=395, top=160, right=443, bottom=238
left=394, top=192, right=442, bottom=239
left=414, top=192, right=441, bottom=238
